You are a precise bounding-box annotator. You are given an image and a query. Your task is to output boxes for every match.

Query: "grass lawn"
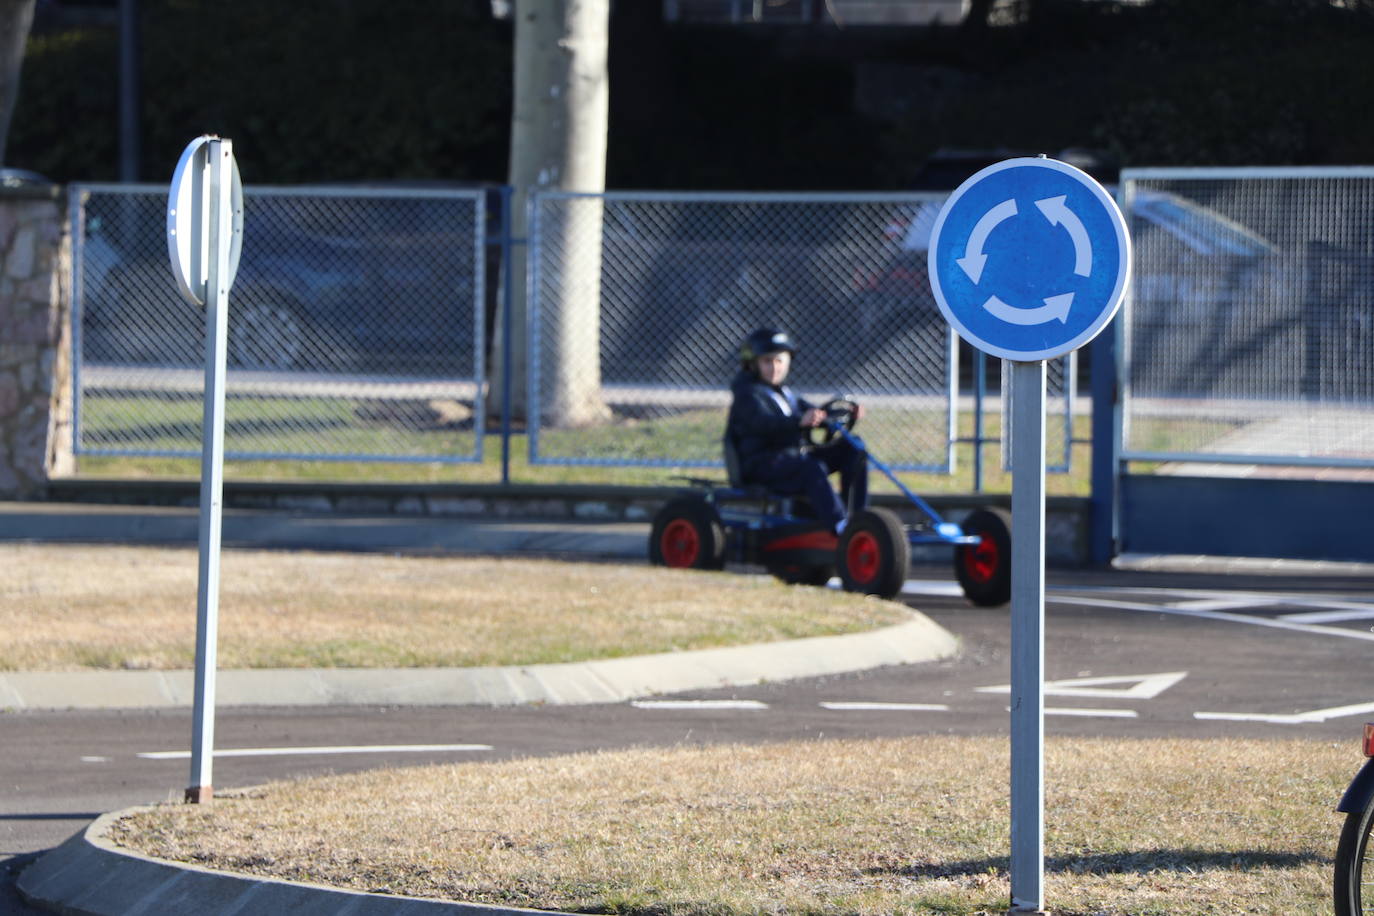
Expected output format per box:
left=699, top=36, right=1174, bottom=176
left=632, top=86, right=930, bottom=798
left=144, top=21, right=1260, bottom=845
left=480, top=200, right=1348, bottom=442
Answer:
left=0, top=543, right=909, bottom=671
left=75, top=398, right=1095, bottom=496
left=112, top=735, right=1349, bottom=915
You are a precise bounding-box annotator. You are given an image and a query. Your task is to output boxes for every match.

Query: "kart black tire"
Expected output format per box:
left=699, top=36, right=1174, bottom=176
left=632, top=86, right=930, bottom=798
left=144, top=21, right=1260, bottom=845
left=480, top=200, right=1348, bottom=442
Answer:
left=649, top=497, right=726, bottom=570
left=768, top=562, right=835, bottom=587
left=837, top=507, right=909, bottom=599
left=954, top=507, right=1012, bottom=607
left=1335, top=790, right=1374, bottom=916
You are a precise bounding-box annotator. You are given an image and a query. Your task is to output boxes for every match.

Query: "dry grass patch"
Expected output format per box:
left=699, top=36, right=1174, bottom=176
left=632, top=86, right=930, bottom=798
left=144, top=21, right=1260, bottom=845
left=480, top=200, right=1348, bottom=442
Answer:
left=0, top=543, right=909, bottom=671
left=113, top=736, right=1345, bottom=915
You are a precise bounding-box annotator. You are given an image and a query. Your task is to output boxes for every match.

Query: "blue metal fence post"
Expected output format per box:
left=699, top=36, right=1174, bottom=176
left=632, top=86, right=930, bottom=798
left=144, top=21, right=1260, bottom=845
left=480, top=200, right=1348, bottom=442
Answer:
left=973, top=348, right=986, bottom=493
left=1088, top=314, right=1120, bottom=566
left=499, top=186, right=514, bottom=486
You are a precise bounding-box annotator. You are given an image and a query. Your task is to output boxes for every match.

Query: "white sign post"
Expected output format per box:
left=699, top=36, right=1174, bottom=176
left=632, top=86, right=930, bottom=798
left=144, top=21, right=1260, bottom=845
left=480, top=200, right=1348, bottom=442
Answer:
left=928, top=156, right=1129, bottom=913
left=167, top=135, right=243, bottom=804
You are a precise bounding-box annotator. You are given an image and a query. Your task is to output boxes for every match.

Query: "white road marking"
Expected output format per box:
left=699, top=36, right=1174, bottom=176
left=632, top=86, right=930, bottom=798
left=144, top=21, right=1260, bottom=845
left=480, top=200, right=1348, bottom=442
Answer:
left=901, top=580, right=966, bottom=598
left=1167, top=597, right=1285, bottom=612
left=1048, top=594, right=1374, bottom=641
left=137, top=744, right=493, bottom=760
left=81, top=756, right=109, bottom=763
left=1045, top=707, right=1138, bottom=718
left=1279, top=604, right=1374, bottom=624
left=631, top=700, right=769, bottom=710
left=977, top=671, right=1187, bottom=700
left=1194, top=701, right=1374, bottom=726
left=819, top=702, right=950, bottom=712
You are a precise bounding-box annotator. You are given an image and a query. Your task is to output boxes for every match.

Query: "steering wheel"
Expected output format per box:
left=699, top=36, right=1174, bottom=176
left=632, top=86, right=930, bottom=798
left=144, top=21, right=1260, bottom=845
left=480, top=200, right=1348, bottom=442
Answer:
left=808, top=397, right=859, bottom=446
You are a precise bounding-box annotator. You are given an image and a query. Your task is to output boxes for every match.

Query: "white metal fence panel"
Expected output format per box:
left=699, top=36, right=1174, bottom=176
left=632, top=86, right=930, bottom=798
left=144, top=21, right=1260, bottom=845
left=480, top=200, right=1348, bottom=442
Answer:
left=71, top=184, right=487, bottom=463
left=1120, top=167, right=1374, bottom=468
left=527, top=191, right=961, bottom=472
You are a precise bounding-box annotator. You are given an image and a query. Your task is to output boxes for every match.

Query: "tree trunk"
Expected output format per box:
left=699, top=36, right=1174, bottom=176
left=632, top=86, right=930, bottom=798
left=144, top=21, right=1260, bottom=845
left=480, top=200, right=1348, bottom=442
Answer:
left=0, top=0, right=35, bottom=165
left=495, top=0, right=610, bottom=429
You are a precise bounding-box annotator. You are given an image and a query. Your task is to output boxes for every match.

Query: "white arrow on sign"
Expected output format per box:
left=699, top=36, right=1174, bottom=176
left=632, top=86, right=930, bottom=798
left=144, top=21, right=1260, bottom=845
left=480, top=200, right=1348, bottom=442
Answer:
left=977, top=671, right=1188, bottom=700
left=983, top=292, right=1074, bottom=326
left=1035, top=195, right=1092, bottom=277
left=957, top=197, right=1018, bottom=284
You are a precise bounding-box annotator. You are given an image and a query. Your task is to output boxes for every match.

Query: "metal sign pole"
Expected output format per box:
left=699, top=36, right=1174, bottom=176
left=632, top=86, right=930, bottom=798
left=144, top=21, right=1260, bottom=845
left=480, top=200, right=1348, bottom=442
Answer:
left=187, top=138, right=233, bottom=804
left=1008, top=358, right=1047, bottom=914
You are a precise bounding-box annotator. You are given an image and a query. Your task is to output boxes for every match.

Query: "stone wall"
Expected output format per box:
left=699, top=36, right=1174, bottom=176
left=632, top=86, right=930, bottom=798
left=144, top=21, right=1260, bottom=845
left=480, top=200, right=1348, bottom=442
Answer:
left=0, top=184, right=71, bottom=497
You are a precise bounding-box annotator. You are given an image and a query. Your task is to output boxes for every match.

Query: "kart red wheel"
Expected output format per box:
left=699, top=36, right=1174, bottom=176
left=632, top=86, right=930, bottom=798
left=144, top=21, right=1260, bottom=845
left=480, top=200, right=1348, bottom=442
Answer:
left=837, top=507, right=909, bottom=599
left=845, top=531, right=882, bottom=583
left=649, top=497, right=725, bottom=570
left=954, top=507, right=1012, bottom=607
left=661, top=519, right=702, bottom=566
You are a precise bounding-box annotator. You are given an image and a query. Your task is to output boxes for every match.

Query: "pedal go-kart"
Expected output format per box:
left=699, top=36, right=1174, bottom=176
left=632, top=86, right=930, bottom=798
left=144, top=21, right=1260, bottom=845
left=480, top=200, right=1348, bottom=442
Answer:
left=648, top=398, right=1012, bottom=606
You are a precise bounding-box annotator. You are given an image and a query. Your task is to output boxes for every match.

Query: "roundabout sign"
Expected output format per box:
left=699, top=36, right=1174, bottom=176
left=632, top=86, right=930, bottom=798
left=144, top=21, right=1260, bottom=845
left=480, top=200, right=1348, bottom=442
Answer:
left=927, top=156, right=1130, bottom=362
left=926, top=155, right=1131, bottom=914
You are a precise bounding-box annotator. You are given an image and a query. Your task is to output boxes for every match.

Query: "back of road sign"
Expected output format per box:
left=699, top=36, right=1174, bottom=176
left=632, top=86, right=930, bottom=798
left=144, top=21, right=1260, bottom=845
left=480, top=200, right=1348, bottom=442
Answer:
left=167, top=135, right=243, bottom=307
left=927, top=156, right=1130, bottom=362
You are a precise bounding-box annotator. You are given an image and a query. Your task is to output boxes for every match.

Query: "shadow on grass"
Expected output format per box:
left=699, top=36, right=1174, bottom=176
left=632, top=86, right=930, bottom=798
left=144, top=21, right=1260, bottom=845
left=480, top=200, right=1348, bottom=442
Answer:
left=871, top=847, right=1327, bottom=878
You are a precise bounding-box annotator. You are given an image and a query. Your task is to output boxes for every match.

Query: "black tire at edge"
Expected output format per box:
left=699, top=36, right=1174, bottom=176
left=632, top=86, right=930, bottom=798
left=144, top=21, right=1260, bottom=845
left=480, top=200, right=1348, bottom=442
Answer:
left=1335, top=794, right=1374, bottom=916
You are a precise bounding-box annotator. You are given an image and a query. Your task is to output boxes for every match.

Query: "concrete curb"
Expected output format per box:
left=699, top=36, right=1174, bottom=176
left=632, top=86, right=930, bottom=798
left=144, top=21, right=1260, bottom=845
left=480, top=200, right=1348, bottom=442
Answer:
left=17, top=809, right=561, bottom=915
left=0, top=614, right=958, bottom=711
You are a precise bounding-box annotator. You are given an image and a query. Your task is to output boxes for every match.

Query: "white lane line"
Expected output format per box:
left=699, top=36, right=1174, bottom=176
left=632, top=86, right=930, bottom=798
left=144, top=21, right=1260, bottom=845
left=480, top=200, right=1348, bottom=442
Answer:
left=819, top=702, right=950, bottom=712
left=1045, top=707, right=1138, bottom=719
left=1168, top=597, right=1285, bottom=612
left=1195, top=700, right=1374, bottom=726
left=137, top=744, right=493, bottom=760
left=901, top=580, right=966, bottom=597
left=1279, top=606, right=1374, bottom=624
left=631, top=700, right=769, bottom=710
left=1048, top=594, right=1374, bottom=642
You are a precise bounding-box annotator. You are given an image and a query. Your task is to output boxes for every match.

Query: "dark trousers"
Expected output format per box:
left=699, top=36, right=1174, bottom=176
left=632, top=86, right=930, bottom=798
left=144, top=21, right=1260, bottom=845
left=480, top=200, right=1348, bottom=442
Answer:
left=745, top=439, right=869, bottom=529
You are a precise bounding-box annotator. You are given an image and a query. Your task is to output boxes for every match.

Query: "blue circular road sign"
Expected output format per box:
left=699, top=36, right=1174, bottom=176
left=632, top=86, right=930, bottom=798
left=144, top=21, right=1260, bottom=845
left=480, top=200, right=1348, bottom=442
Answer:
left=927, top=157, right=1130, bottom=362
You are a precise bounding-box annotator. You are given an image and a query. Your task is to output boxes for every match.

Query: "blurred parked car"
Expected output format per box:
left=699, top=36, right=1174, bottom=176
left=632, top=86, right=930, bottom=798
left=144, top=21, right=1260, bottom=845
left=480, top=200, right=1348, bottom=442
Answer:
left=79, top=194, right=483, bottom=377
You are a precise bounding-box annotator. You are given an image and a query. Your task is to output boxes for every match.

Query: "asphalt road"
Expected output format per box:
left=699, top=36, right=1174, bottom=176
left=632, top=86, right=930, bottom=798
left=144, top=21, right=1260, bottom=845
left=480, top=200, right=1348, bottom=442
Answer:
left=6, top=564, right=1374, bottom=912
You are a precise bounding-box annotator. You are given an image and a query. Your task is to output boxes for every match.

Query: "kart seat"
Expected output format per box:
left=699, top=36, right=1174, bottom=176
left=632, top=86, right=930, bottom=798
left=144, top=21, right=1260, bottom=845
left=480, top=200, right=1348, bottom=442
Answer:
left=723, top=431, right=747, bottom=489
left=722, top=431, right=807, bottom=515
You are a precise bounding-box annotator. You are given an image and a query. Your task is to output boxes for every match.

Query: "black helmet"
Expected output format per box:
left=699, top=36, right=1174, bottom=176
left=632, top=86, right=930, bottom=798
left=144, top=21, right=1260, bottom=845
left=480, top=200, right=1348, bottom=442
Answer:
left=739, top=328, right=796, bottom=367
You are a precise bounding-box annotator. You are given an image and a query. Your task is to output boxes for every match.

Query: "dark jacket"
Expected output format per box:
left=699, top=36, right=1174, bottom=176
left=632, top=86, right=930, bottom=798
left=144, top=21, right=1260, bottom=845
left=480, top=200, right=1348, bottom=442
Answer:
left=726, top=368, right=816, bottom=479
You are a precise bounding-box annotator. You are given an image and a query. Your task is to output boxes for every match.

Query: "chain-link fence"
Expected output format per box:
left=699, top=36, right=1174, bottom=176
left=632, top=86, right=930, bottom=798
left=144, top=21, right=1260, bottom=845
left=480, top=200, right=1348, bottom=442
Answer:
left=69, top=184, right=1083, bottom=480
left=527, top=190, right=1080, bottom=477
left=71, top=184, right=489, bottom=463
left=1120, top=167, right=1374, bottom=467
left=528, top=191, right=962, bottom=472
